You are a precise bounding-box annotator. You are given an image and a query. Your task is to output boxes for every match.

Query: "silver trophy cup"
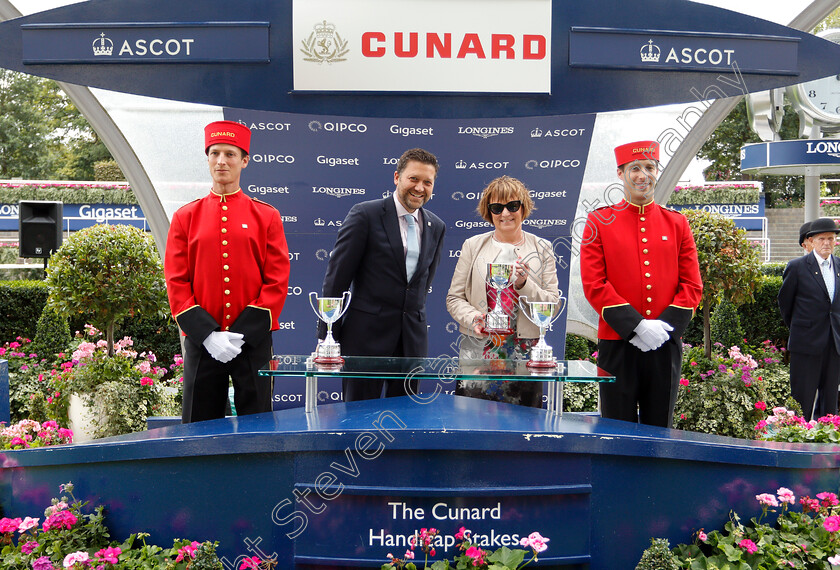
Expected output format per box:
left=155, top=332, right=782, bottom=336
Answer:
left=485, top=262, right=515, bottom=334
left=518, top=293, right=567, bottom=367
left=309, top=291, right=351, bottom=363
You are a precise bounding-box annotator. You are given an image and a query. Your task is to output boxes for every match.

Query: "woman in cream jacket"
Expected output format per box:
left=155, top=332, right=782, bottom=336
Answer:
left=446, top=176, right=559, bottom=407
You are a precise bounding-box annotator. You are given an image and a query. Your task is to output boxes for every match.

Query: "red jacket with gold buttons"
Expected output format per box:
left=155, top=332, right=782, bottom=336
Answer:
left=164, top=189, right=290, bottom=346
left=580, top=199, right=702, bottom=341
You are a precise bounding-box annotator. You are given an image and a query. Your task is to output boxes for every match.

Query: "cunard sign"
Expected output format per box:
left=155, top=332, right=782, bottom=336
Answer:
left=292, top=0, right=552, bottom=93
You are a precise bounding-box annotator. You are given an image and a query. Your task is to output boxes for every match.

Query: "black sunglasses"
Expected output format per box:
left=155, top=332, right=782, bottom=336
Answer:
left=488, top=200, right=522, bottom=215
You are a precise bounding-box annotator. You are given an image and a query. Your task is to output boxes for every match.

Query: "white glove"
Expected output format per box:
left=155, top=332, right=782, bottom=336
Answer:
left=633, top=320, right=674, bottom=351
left=202, top=331, right=244, bottom=363
left=629, top=335, right=653, bottom=352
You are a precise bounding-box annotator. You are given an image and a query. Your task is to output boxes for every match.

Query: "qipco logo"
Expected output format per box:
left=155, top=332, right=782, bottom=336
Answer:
left=308, top=120, right=368, bottom=133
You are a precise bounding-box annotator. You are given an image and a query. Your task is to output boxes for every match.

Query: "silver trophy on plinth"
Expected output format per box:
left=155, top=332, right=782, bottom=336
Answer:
left=518, top=293, right=567, bottom=368
left=309, top=291, right=351, bottom=363
left=485, top=263, right=515, bottom=335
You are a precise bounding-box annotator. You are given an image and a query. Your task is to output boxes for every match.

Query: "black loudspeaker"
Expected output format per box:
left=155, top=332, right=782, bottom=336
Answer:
left=19, top=201, right=63, bottom=258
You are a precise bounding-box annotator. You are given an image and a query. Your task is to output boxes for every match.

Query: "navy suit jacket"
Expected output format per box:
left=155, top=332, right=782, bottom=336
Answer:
left=320, top=196, right=446, bottom=357
left=778, top=253, right=840, bottom=355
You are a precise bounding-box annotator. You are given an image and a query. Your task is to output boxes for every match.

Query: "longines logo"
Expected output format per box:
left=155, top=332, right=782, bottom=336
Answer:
left=640, top=40, right=661, bottom=63
left=806, top=141, right=840, bottom=157
left=312, top=186, right=366, bottom=198
left=530, top=127, right=588, bottom=138
left=525, top=159, right=581, bottom=169
left=281, top=215, right=297, bottom=223
left=92, top=33, right=113, bottom=56
left=523, top=218, right=568, bottom=229
left=457, top=126, right=514, bottom=139
left=309, top=120, right=368, bottom=133
left=300, top=20, right=349, bottom=64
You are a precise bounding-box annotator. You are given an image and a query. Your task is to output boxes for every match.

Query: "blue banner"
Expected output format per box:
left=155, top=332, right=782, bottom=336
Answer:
left=0, top=203, right=147, bottom=231
left=668, top=194, right=765, bottom=230
left=225, top=109, right=595, bottom=409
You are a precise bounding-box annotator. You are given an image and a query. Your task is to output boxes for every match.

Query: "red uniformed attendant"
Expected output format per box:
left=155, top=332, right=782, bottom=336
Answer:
left=164, top=120, right=290, bottom=423
left=580, top=140, right=702, bottom=427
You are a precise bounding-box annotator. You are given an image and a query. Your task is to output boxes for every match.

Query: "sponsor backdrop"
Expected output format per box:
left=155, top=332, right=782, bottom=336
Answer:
left=221, top=108, right=595, bottom=408
left=0, top=203, right=147, bottom=231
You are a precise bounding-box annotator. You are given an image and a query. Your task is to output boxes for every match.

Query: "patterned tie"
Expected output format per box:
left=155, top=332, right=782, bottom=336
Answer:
left=405, top=214, right=419, bottom=281
left=822, top=259, right=835, bottom=301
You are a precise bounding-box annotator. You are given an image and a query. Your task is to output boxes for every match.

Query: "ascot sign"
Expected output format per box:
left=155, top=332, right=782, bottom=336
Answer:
left=293, top=0, right=551, bottom=93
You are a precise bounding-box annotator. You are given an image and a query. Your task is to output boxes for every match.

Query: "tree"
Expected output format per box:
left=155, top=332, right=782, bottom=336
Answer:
left=0, top=69, right=116, bottom=180
left=697, top=99, right=803, bottom=208
left=45, top=225, right=168, bottom=355
left=683, top=209, right=763, bottom=359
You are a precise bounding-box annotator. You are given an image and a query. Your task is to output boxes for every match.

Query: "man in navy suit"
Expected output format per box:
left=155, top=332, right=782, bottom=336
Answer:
left=320, top=148, right=446, bottom=401
left=778, top=217, right=840, bottom=420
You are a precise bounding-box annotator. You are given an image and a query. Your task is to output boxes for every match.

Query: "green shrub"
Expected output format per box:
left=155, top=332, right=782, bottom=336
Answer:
left=635, top=538, right=679, bottom=570
left=31, top=305, right=71, bottom=360
left=710, top=298, right=744, bottom=349
left=760, top=262, right=786, bottom=277
left=116, top=315, right=180, bottom=366
left=93, top=159, right=125, bottom=181
left=739, top=276, right=788, bottom=350
left=564, top=333, right=596, bottom=360
left=0, top=280, right=48, bottom=342
left=0, top=183, right=136, bottom=205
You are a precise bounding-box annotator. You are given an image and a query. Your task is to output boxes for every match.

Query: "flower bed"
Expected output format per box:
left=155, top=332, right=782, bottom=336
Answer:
left=668, top=184, right=760, bottom=205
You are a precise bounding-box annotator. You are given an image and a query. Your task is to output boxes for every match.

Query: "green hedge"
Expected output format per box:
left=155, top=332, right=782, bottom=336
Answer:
left=0, top=280, right=179, bottom=361
left=0, top=184, right=137, bottom=205
left=0, top=281, right=49, bottom=341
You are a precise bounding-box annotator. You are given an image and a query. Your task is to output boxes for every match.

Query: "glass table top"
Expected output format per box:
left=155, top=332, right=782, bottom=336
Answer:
left=260, top=356, right=614, bottom=383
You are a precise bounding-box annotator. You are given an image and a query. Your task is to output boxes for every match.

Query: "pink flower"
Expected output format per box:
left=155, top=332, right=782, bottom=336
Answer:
left=94, top=546, right=121, bottom=564
left=825, top=515, right=840, bottom=532
left=756, top=493, right=779, bottom=507
left=63, top=551, right=89, bottom=567
left=819, top=492, right=840, bottom=507
left=404, top=550, right=414, bottom=560
left=19, top=516, right=40, bottom=532
left=239, top=557, right=261, bottom=570
left=829, top=554, right=840, bottom=565
left=0, top=517, right=22, bottom=533
left=754, top=401, right=766, bottom=411
left=21, top=540, right=39, bottom=554
left=738, top=539, right=758, bottom=554
left=465, top=546, right=485, bottom=565
left=777, top=488, right=796, bottom=505
left=679, top=378, right=689, bottom=386
left=175, top=541, right=200, bottom=563
left=455, top=526, right=469, bottom=540
left=43, top=510, right=77, bottom=532
left=139, top=377, right=154, bottom=387
left=698, top=531, right=707, bottom=542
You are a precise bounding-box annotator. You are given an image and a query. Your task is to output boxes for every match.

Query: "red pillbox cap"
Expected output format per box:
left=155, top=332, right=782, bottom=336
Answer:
left=614, top=140, right=659, bottom=167
left=205, top=120, right=251, bottom=154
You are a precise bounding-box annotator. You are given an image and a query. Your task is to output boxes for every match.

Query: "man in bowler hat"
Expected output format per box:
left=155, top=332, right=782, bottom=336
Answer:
left=779, top=217, right=840, bottom=420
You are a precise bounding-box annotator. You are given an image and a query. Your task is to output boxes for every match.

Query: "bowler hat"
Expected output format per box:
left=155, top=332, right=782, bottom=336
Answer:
left=805, top=217, right=840, bottom=238
left=799, top=221, right=812, bottom=246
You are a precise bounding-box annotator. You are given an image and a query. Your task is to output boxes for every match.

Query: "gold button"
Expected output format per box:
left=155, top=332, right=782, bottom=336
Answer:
left=224, top=290, right=230, bottom=295
left=644, top=261, right=650, bottom=266
left=642, top=238, right=648, bottom=243
left=224, top=277, right=230, bottom=282
left=222, top=205, right=228, bottom=211
left=225, top=326, right=230, bottom=331
left=223, top=265, right=229, bottom=270
left=640, top=217, right=646, bottom=221
left=643, top=249, right=649, bottom=254
left=223, top=253, right=229, bottom=258
left=222, top=216, right=228, bottom=222
left=645, top=273, right=651, bottom=277
left=640, top=227, right=646, bottom=233
left=222, top=240, right=228, bottom=246
left=226, top=315, right=231, bottom=320
left=225, top=303, right=231, bottom=308
left=646, top=310, right=651, bottom=316
left=647, top=284, right=652, bottom=290
left=647, top=297, right=652, bottom=302
left=221, top=228, right=227, bottom=234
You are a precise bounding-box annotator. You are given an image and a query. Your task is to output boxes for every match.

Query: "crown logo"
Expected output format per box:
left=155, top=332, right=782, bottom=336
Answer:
left=301, top=20, right=349, bottom=64
left=455, top=160, right=467, bottom=169
left=314, top=218, right=325, bottom=227
left=530, top=127, right=543, bottom=138
left=640, top=40, right=660, bottom=63
left=382, top=191, right=392, bottom=198
left=92, top=33, right=113, bottom=57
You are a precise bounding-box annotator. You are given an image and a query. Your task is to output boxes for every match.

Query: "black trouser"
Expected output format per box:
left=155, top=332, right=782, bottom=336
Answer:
left=790, top=338, right=840, bottom=421
left=181, top=336, right=273, bottom=423
left=596, top=337, right=682, bottom=428
left=342, top=333, right=420, bottom=401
